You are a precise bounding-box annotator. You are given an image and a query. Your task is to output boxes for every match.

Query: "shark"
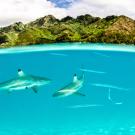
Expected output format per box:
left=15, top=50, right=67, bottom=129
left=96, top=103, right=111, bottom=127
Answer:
left=0, top=69, right=51, bottom=93
left=53, top=72, right=85, bottom=97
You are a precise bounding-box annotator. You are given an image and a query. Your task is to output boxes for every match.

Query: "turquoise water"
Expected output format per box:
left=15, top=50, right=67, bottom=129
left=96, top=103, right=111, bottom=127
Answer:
left=0, top=43, right=135, bottom=134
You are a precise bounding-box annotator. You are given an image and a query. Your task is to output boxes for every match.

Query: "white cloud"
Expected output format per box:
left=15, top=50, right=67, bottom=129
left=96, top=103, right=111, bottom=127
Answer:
left=67, top=0, right=135, bottom=19
left=0, top=0, right=67, bottom=26
left=0, top=0, right=135, bottom=27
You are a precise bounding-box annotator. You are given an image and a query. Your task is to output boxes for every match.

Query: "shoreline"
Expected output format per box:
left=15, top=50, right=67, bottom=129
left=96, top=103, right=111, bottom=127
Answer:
left=0, top=14, right=134, bottom=48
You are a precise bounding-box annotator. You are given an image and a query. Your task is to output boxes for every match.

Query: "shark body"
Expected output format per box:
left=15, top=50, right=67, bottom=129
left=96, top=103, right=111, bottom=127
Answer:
left=53, top=73, right=85, bottom=97
left=0, top=69, right=51, bottom=93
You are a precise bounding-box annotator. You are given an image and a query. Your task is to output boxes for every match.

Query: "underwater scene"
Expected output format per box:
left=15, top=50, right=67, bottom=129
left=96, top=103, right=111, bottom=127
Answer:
left=0, top=43, right=135, bottom=135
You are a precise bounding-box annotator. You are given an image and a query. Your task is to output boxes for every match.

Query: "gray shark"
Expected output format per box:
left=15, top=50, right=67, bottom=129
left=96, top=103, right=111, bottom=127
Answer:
left=0, top=69, right=51, bottom=93
left=53, top=72, right=85, bottom=97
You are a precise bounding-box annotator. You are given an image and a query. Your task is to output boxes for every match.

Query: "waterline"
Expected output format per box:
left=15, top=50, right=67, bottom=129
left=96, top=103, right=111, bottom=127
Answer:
left=0, top=43, right=135, bottom=54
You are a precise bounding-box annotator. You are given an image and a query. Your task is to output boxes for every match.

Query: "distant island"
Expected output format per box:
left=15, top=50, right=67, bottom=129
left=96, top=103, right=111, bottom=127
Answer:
left=0, top=14, right=135, bottom=48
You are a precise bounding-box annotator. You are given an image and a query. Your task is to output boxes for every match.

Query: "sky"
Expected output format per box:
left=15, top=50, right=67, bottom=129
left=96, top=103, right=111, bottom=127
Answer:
left=0, top=0, right=134, bottom=27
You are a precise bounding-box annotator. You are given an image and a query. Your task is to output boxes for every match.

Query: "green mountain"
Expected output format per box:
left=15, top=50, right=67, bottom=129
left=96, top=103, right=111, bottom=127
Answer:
left=0, top=14, right=135, bottom=48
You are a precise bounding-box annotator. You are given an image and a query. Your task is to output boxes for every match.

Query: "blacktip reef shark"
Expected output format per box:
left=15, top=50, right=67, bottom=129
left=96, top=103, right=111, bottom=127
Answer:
left=53, top=72, right=85, bottom=98
left=0, top=69, right=51, bottom=93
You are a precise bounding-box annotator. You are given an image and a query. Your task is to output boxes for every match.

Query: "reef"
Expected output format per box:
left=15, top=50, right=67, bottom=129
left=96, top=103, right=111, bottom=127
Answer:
left=0, top=14, right=135, bottom=48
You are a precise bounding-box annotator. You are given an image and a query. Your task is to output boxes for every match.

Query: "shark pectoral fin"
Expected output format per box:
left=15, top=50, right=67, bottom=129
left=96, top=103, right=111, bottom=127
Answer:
left=32, top=86, right=38, bottom=93
left=74, top=92, right=85, bottom=97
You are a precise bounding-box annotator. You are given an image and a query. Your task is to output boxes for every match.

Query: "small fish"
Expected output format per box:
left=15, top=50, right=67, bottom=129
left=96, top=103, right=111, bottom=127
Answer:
left=107, top=88, right=123, bottom=105
left=115, top=102, right=123, bottom=105
left=92, top=83, right=128, bottom=91
left=49, top=53, right=67, bottom=57
left=68, top=104, right=104, bottom=109
left=93, top=52, right=110, bottom=58
left=80, top=68, right=106, bottom=74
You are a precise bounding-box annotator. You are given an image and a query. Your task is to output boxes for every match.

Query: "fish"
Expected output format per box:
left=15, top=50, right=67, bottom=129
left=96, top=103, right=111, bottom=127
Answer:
left=93, top=52, right=110, bottom=58
left=53, top=72, right=85, bottom=97
left=49, top=53, right=67, bottom=57
left=68, top=104, right=104, bottom=109
left=107, top=88, right=123, bottom=105
left=80, top=68, right=106, bottom=74
left=0, top=69, right=51, bottom=93
left=91, top=83, right=128, bottom=91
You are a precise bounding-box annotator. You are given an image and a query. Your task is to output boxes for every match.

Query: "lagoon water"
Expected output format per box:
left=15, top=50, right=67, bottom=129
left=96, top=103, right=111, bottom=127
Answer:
left=0, top=43, right=135, bottom=135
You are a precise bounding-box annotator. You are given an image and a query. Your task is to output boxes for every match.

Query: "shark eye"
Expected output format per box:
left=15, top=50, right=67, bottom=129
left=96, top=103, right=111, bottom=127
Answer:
left=18, top=69, right=22, bottom=72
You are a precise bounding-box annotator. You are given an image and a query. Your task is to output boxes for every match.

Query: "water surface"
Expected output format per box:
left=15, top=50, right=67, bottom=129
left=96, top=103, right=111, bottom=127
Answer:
left=0, top=43, right=135, bottom=135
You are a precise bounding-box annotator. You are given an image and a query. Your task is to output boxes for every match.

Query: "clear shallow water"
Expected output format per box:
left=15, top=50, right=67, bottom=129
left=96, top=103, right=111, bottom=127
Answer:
left=0, top=43, right=135, bottom=135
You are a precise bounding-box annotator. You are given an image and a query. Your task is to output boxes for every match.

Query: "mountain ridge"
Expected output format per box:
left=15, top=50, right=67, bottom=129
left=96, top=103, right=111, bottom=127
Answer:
left=0, top=14, right=135, bottom=48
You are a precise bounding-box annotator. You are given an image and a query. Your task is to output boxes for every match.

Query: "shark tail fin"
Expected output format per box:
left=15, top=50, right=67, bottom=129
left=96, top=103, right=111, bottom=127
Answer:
left=74, top=92, right=86, bottom=97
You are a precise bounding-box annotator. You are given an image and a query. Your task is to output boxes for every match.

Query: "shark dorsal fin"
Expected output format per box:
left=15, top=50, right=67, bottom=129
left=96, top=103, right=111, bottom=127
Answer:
left=18, top=69, right=25, bottom=77
left=73, top=74, right=78, bottom=82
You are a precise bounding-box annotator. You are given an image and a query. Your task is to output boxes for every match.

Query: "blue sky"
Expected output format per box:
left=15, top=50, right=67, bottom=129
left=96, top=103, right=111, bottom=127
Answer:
left=48, top=0, right=74, bottom=8
left=0, top=0, right=134, bottom=27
